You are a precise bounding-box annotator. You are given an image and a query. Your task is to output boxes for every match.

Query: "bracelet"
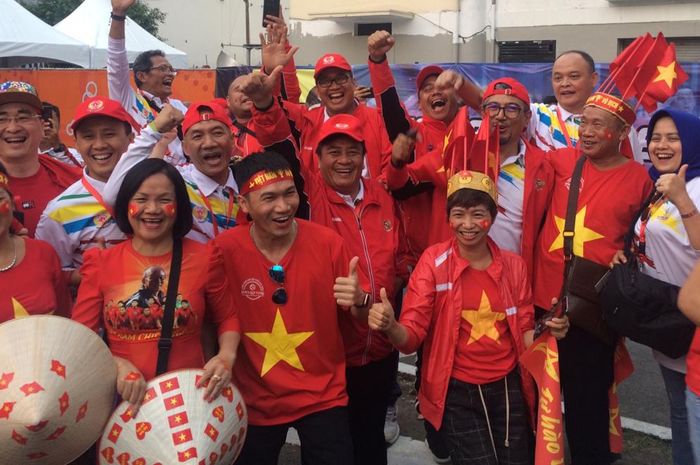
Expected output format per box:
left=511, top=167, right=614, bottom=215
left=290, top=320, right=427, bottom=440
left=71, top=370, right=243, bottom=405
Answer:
left=681, top=208, right=698, bottom=219
left=110, top=12, right=127, bottom=21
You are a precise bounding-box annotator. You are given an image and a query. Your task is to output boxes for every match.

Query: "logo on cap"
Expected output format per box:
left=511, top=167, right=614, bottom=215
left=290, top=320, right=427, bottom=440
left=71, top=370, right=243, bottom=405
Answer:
left=322, top=56, right=335, bottom=64
left=88, top=100, right=105, bottom=112
left=335, top=123, right=349, bottom=129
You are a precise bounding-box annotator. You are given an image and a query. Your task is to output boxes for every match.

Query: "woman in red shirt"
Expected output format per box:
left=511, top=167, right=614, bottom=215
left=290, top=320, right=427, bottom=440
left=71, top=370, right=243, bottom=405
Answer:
left=0, top=163, right=71, bottom=322
left=72, top=159, right=240, bottom=411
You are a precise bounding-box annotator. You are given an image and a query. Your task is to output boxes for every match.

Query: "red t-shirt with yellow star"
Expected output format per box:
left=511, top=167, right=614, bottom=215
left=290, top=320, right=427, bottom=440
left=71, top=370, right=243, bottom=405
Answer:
left=533, top=149, right=652, bottom=309
left=72, top=239, right=239, bottom=380
left=452, top=267, right=517, bottom=385
left=0, top=238, right=71, bottom=322
left=214, top=220, right=351, bottom=426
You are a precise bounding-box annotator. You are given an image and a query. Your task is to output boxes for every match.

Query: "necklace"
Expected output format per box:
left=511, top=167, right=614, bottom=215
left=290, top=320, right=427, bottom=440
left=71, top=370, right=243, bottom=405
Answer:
left=0, top=238, right=17, bottom=272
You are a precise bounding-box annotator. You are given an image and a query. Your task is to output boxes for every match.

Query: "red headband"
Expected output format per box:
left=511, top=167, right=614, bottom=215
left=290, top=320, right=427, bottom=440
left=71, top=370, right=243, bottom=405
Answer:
left=240, top=169, right=294, bottom=195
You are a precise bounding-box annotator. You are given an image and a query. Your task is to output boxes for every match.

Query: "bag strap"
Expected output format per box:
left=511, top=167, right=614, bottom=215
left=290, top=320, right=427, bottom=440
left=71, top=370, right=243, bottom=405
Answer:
left=142, top=94, right=185, bottom=142
left=155, top=238, right=183, bottom=376
left=624, top=188, right=662, bottom=257
left=561, top=155, right=587, bottom=293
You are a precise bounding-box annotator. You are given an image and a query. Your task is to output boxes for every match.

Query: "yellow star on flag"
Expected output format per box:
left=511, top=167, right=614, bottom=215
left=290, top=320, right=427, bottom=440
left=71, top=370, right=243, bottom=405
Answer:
left=12, top=298, right=29, bottom=318
left=245, top=309, right=314, bottom=377
left=436, top=131, right=452, bottom=174
left=548, top=205, right=604, bottom=255
left=653, top=61, right=678, bottom=89
left=461, top=291, right=505, bottom=344
left=651, top=203, right=681, bottom=234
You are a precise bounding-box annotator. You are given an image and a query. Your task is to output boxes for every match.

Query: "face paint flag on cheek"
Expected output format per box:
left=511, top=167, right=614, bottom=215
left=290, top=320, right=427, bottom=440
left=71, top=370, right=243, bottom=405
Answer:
left=0, top=199, right=10, bottom=215
left=163, top=203, right=176, bottom=217
left=128, top=203, right=141, bottom=217
left=478, top=220, right=491, bottom=230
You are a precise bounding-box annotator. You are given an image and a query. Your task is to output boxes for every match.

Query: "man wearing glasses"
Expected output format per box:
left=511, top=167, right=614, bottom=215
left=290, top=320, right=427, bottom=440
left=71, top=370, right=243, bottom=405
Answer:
left=244, top=53, right=393, bottom=181
left=0, top=81, right=81, bottom=236
left=108, top=0, right=188, bottom=165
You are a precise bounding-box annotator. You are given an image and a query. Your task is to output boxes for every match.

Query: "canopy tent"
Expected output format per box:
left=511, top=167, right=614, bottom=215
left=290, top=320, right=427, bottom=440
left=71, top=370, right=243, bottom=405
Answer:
left=0, top=0, right=91, bottom=68
left=55, top=0, right=187, bottom=68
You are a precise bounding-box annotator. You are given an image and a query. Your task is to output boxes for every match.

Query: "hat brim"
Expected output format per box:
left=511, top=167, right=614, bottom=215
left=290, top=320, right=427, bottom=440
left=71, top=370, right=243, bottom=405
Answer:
left=314, top=66, right=353, bottom=79
left=0, top=92, right=42, bottom=112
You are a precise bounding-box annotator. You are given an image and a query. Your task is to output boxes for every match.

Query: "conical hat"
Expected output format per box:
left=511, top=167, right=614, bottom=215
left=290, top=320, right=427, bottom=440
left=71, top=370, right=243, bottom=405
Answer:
left=98, top=369, right=248, bottom=465
left=0, top=315, right=117, bottom=465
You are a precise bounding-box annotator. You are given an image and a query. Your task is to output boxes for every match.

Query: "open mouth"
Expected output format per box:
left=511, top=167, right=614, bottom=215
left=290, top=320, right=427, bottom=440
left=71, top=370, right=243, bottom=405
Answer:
left=327, top=92, right=346, bottom=104
left=272, top=215, right=292, bottom=226
left=654, top=152, right=675, bottom=160
left=3, top=136, right=27, bottom=146
left=141, top=217, right=164, bottom=230
left=201, top=152, right=223, bottom=166
left=457, top=230, right=479, bottom=240
left=163, top=77, right=174, bottom=87
left=91, top=152, right=113, bottom=162
left=430, top=97, right=447, bottom=110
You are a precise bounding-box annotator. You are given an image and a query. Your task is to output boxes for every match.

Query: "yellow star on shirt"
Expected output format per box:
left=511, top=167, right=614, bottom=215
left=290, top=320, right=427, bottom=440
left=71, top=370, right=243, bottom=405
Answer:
left=653, top=61, right=678, bottom=89
left=548, top=205, right=604, bottom=256
left=651, top=203, right=682, bottom=234
left=245, top=309, right=314, bottom=377
left=461, top=291, right=505, bottom=345
left=12, top=298, right=29, bottom=318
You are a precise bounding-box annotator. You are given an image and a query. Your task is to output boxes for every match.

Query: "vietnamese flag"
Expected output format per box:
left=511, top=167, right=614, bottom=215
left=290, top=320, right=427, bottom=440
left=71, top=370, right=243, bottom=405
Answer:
left=609, top=342, right=635, bottom=453
left=608, top=33, right=669, bottom=100
left=142, top=387, right=157, bottom=405
left=168, top=411, right=190, bottom=428
left=205, top=423, right=220, bottom=441
left=606, top=33, right=654, bottom=93
left=159, top=376, right=180, bottom=394
left=0, top=372, right=13, bottom=390
left=164, top=393, right=185, bottom=411
left=177, top=447, right=198, bottom=462
left=468, top=114, right=500, bottom=183
left=442, top=106, right=476, bottom=177
left=172, top=428, right=194, bottom=446
left=520, top=332, right=565, bottom=465
left=638, top=43, right=689, bottom=113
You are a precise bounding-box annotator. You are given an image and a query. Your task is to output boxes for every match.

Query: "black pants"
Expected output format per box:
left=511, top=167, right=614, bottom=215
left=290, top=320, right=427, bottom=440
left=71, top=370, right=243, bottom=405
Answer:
left=346, top=352, right=397, bottom=465
left=235, top=406, right=354, bottom=465
left=442, top=372, right=532, bottom=465
left=559, top=326, right=616, bottom=465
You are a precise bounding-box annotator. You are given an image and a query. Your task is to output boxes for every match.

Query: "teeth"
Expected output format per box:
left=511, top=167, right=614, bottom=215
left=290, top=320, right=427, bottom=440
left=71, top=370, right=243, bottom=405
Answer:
left=92, top=154, right=111, bottom=161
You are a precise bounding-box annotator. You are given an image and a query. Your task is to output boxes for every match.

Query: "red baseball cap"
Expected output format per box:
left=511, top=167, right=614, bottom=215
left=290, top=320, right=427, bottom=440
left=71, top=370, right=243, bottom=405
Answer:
left=482, top=77, right=530, bottom=107
left=416, top=65, right=444, bottom=92
left=314, top=53, right=352, bottom=79
left=182, top=101, right=233, bottom=135
left=70, top=97, right=139, bottom=132
left=317, top=114, right=364, bottom=147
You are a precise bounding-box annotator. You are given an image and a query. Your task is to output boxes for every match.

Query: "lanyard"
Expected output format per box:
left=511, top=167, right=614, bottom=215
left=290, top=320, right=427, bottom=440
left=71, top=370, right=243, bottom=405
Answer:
left=555, top=107, right=575, bottom=149
left=81, top=176, right=114, bottom=219
left=197, top=187, right=235, bottom=237
left=637, top=195, right=665, bottom=256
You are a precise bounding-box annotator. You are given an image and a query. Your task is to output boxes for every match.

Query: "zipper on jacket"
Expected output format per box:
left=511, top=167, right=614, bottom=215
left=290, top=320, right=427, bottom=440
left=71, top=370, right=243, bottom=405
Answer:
left=353, top=205, right=377, bottom=365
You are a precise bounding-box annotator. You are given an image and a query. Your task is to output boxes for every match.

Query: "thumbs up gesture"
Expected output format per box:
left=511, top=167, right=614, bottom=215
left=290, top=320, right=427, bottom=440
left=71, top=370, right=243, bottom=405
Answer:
left=334, top=256, right=366, bottom=308
left=368, top=288, right=396, bottom=332
left=656, top=163, right=690, bottom=207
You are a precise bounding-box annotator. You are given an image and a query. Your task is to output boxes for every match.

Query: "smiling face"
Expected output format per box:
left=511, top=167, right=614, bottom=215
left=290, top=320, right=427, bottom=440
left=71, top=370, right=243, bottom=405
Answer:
left=239, top=179, right=299, bottom=240
left=227, top=76, right=254, bottom=120
left=183, top=118, right=234, bottom=185
left=137, top=55, right=176, bottom=99
left=449, top=203, right=494, bottom=250
left=648, top=116, right=682, bottom=174
left=418, top=75, right=458, bottom=123
left=318, top=135, right=364, bottom=197
left=0, top=102, right=42, bottom=163
left=483, top=94, right=530, bottom=147
left=127, top=173, right=177, bottom=244
left=316, top=68, right=356, bottom=116
left=578, top=106, right=628, bottom=160
left=552, top=53, right=598, bottom=114
left=75, top=116, right=133, bottom=182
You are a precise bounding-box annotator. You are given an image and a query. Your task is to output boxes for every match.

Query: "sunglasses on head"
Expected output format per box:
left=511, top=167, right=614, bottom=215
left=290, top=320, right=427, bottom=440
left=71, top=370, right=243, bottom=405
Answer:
left=269, top=264, right=288, bottom=305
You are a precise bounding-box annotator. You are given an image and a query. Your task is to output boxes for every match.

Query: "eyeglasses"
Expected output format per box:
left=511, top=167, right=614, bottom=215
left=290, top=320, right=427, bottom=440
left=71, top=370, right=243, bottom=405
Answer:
left=0, top=114, right=41, bottom=129
left=269, top=264, right=288, bottom=305
left=149, top=64, right=177, bottom=75
left=482, top=102, right=523, bottom=119
left=316, top=74, right=351, bottom=88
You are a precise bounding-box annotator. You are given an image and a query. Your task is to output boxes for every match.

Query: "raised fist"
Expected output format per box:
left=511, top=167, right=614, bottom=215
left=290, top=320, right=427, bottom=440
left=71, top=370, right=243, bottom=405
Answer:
left=367, top=31, right=395, bottom=61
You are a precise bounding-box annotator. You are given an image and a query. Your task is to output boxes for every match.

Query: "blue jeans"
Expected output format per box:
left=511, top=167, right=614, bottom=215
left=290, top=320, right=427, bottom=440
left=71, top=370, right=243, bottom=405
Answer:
left=685, top=387, right=700, bottom=465
left=660, top=365, right=694, bottom=465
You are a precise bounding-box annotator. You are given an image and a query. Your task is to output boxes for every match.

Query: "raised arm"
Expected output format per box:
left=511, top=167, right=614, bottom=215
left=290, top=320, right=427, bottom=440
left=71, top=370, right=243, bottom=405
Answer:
left=108, top=0, right=137, bottom=109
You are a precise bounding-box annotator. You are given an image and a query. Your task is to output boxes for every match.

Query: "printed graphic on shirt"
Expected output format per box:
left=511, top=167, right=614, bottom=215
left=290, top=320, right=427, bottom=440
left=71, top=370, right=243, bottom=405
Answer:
left=651, top=201, right=682, bottom=234
left=548, top=205, right=604, bottom=255
left=103, top=265, right=196, bottom=340
left=461, top=291, right=506, bottom=344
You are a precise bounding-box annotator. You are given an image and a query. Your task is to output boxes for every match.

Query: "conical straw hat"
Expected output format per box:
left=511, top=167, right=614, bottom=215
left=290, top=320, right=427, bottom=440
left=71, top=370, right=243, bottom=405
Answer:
left=0, top=315, right=117, bottom=465
left=98, top=369, right=248, bottom=465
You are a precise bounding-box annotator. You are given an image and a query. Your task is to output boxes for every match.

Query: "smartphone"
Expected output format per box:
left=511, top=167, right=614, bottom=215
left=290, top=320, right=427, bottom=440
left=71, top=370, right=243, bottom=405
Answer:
left=41, top=104, right=54, bottom=129
left=534, top=296, right=567, bottom=338
left=262, top=0, right=281, bottom=26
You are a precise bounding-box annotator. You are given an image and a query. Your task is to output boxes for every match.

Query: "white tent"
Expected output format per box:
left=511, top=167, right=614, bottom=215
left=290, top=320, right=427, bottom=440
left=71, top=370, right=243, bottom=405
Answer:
left=0, top=0, right=91, bottom=68
left=55, top=0, right=188, bottom=69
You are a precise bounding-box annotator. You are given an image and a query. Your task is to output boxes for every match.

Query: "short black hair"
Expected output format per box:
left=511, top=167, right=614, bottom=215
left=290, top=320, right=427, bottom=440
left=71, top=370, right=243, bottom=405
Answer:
left=555, top=50, right=596, bottom=74
left=133, top=50, right=166, bottom=89
left=41, top=101, right=60, bottom=121
left=114, top=159, right=193, bottom=239
left=234, top=151, right=293, bottom=189
left=315, top=134, right=366, bottom=156
left=446, top=188, right=497, bottom=219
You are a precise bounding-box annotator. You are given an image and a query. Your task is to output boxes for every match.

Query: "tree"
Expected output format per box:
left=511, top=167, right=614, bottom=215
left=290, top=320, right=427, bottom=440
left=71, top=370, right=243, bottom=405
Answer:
left=20, top=0, right=166, bottom=38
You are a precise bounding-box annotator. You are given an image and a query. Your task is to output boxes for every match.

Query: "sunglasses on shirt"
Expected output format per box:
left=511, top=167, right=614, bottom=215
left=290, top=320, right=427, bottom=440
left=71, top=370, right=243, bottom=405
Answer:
left=269, top=264, right=288, bottom=305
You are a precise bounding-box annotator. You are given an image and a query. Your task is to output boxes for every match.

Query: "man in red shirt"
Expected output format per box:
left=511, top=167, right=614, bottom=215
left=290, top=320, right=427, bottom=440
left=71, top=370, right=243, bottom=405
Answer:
left=0, top=81, right=81, bottom=236
left=533, top=92, right=652, bottom=465
left=215, top=151, right=372, bottom=465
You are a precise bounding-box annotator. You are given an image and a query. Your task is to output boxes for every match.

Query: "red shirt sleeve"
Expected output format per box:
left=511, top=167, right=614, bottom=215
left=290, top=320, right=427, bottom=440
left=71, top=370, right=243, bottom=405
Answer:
left=71, top=248, right=104, bottom=332
left=514, top=259, right=535, bottom=332
left=204, top=243, right=240, bottom=335
left=397, top=252, right=438, bottom=353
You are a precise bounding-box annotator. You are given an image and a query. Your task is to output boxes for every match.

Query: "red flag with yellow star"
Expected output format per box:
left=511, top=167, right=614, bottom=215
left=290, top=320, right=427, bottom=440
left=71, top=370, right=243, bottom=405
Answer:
left=442, top=106, right=476, bottom=177
left=177, top=447, right=198, bottom=462
left=467, top=115, right=500, bottom=184
left=520, top=332, right=565, bottom=465
left=609, top=342, right=635, bottom=453
left=638, top=42, right=689, bottom=113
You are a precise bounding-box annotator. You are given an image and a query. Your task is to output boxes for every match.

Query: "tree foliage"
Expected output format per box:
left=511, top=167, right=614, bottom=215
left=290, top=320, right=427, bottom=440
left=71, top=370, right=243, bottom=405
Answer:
left=20, top=0, right=166, bottom=38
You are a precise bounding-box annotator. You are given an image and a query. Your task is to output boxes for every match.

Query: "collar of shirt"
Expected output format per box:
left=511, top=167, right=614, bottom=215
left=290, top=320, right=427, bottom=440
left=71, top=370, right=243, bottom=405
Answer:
left=336, top=180, right=365, bottom=208
left=190, top=165, right=238, bottom=197
left=556, top=104, right=580, bottom=124
left=140, top=89, right=167, bottom=108
left=501, top=140, right=526, bottom=168
left=82, top=168, right=107, bottom=190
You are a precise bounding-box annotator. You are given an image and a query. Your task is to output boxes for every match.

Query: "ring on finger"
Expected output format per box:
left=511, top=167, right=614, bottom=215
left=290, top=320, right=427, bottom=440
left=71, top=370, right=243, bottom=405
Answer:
left=211, top=375, right=222, bottom=382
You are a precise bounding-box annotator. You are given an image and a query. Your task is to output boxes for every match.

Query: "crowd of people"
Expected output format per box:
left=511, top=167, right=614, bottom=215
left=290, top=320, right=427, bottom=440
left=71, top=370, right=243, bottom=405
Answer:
left=1, top=0, right=700, bottom=464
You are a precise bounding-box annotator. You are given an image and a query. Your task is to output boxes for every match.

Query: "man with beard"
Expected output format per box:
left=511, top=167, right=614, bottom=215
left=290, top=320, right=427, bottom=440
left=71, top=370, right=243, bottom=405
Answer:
left=108, top=0, right=188, bottom=165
